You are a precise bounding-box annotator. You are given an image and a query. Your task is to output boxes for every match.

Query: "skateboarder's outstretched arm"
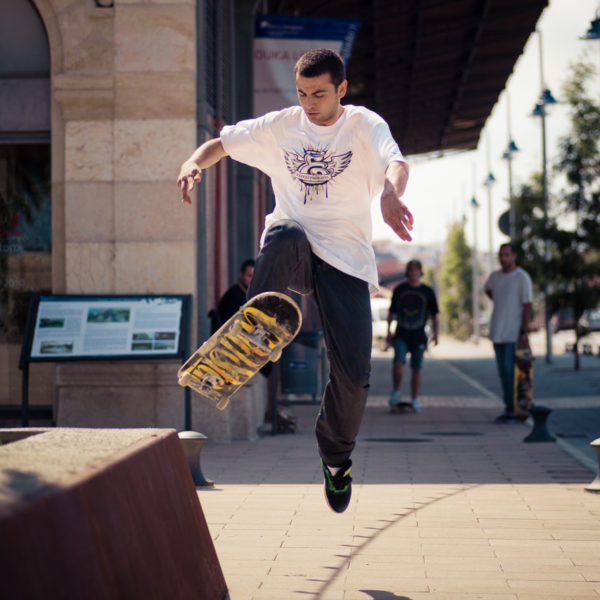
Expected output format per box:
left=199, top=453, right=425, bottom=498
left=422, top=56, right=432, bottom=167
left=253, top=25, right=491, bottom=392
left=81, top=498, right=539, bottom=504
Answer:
left=177, top=138, right=228, bottom=204
left=381, top=161, right=413, bottom=242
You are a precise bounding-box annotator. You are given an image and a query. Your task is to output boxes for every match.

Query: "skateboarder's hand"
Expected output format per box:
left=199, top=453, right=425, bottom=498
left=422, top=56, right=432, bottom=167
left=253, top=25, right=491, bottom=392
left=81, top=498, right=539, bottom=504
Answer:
left=177, top=161, right=203, bottom=204
left=518, top=331, right=529, bottom=348
left=381, top=194, right=414, bottom=241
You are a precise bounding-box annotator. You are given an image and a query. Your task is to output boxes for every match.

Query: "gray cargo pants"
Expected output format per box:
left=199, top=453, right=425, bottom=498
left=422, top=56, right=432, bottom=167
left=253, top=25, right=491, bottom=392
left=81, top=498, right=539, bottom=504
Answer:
left=248, top=220, right=372, bottom=466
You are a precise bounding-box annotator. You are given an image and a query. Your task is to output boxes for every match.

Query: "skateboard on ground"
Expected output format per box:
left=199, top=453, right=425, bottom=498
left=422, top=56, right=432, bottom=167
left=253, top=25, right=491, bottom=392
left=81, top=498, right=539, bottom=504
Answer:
left=513, top=345, right=534, bottom=419
left=178, top=292, right=302, bottom=410
left=390, top=401, right=416, bottom=414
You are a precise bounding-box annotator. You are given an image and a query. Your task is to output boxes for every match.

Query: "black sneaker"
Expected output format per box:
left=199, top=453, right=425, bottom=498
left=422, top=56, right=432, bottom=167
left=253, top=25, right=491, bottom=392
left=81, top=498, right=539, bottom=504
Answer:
left=321, top=459, right=352, bottom=513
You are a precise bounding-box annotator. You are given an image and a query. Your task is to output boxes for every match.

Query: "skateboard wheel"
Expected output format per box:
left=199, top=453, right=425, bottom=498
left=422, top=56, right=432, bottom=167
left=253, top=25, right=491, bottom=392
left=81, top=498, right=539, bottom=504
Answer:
left=178, top=372, right=191, bottom=386
left=216, top=397, right=230, bottom=411
left=270, top=349, right=282, bottom=362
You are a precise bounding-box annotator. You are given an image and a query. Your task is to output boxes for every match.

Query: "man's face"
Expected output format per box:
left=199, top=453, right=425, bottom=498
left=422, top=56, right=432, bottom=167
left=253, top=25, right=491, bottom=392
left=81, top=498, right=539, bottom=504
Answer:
left=406, top=264, right=421, bottom=284
left=296, top=72, right=347, bottom=126
left=239, top=266, right=254, bottom=290
left=498, top=246, right=516, bottom=271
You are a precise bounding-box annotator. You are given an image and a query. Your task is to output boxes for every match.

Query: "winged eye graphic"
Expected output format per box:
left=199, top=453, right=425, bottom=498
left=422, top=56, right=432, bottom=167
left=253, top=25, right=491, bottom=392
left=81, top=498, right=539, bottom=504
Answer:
left=284, top=147, right=353, bottom=203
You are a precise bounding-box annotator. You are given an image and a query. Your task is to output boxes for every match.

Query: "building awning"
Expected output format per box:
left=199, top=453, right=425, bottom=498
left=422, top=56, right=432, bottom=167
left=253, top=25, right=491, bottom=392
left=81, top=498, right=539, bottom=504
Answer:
left=289, top=0, right=549, bottom=156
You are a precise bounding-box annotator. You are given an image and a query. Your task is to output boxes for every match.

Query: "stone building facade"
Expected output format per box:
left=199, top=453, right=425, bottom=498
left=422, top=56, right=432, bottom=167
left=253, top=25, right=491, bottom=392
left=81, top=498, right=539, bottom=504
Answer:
left=1, top=0, right=266, bottom=440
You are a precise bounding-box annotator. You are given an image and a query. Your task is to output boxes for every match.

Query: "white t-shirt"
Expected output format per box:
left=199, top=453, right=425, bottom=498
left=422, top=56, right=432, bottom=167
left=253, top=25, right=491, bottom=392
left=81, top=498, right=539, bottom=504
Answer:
left=220, top=105, right=406, bottom=293
left=484, top=267, right=533, bottom=343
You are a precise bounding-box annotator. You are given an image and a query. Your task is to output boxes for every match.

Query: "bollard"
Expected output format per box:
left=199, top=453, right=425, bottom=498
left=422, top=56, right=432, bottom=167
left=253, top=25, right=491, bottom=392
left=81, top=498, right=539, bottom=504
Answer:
left=523, top=406, right=556, bottom=442
left=178, top=431, right=214, bottom=487
left=585, top=438, right=600, bottom=493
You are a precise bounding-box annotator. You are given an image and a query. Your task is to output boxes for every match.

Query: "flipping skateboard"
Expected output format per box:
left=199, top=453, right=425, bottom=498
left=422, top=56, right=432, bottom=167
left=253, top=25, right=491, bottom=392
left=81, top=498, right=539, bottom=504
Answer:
left=513, top=346, right=534, bottom=418
left=178, top=292, right=302, bottom=410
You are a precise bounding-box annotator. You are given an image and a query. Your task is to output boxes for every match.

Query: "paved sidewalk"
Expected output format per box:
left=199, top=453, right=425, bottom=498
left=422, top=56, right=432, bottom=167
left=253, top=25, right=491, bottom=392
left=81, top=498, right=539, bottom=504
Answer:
left=198, top=400, right=600, bottom=600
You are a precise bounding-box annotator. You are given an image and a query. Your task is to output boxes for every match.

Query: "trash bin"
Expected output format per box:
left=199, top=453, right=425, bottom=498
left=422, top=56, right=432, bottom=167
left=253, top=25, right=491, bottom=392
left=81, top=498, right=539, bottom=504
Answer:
left=281, top=331, right=324, bottom=399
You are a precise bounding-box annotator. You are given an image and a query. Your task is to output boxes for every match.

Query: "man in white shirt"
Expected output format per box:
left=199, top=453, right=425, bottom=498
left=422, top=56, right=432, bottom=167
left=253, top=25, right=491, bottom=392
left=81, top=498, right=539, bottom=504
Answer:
left=177, top=48, right=412, bottom=513
left=484, top=243, right=533, bottom=423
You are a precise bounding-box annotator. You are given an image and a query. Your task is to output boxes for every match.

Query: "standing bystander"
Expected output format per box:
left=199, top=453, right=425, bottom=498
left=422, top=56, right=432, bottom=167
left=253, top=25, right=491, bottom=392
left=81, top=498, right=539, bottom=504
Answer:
left=484, top=243, right=533, bottom=422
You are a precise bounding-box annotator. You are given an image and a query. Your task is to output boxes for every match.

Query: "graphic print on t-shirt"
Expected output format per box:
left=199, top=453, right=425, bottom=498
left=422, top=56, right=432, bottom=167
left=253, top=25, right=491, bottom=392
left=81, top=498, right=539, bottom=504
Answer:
left=395, top=289, right=429, bottom=330
left=283, top=145, right=352, bottom=203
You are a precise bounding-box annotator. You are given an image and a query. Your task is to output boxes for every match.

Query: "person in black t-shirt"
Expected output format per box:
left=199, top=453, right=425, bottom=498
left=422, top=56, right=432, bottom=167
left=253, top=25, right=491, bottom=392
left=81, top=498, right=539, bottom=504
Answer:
left=215, top=259, right=255, bottom=326
left=386, top=259, right=439, bottom=413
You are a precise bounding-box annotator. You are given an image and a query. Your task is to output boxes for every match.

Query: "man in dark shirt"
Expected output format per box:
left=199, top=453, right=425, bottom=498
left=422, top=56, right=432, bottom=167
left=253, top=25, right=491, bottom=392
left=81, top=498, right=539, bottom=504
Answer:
left=386, top=259, right=439, bottom=412
left=215, top=259, right=255, bottom=326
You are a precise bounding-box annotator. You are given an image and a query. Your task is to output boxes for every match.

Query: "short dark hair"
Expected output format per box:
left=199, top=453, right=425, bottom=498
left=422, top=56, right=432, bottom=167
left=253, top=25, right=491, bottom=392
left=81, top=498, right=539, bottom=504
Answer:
left=405, top=259, right=422, bottom=276
left=294, top=48, right=346, bottom=88
left=240, top=259, right=255, bottom=272
left=499, top=242, right=517, bottom=254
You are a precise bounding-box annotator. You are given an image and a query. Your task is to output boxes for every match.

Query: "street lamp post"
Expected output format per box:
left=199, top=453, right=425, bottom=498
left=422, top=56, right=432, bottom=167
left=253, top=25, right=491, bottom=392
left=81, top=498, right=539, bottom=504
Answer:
left=502, top=95, right=519, bottom=241
left=502, top=140, right=518, bottom=240
left=531, top=30, right=557, bottom=365
left=483, top=171, right=496, bottom=274
left=471, top=196, right=480, bottom=343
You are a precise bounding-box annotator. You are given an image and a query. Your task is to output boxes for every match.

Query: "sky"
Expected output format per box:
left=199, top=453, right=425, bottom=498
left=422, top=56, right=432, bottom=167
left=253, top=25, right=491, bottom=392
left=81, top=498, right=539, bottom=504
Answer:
left=371, top=0, right=600, bottom=255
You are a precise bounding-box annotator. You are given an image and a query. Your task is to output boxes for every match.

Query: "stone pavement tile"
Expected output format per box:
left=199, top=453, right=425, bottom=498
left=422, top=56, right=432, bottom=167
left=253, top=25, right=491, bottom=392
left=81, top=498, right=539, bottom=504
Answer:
left=274, top=547, right=352, bottom=562
left=351, top=540, right=424, bottom=557
left=406, top=594, right=517, bottom=600
left=257, top=575, right=347, bottom=595
left=343, top=574, right=429, bottom=592
left=212, top=530, right=288, bottom=547
left=499, top=557, right=579, bottom=572
left=478, top=518, right=545, bottom=529
left=417, top=526, right=488, bottom=539
left=579, top=567, right=600, bottom=581
left=419, top=541, right=496, bottom=557
left=559, top=541, right=600, bottom=554
left=571, top=554, right=600, bottom=566
left=249, top=591, right=345, bottom=600
left=490, top=539, right=568, bottom=556
left=482, top=528, right=554, bottom=540
left=503, top=572, right=586, bottom=582
left=508, top=580, right=600, bottom=596
left=428, top=577, right=511, bottom=593
left=513, top=596, right=599, bottom=600
left=551, top=530, right=600, bottom=540
left=215, top=545, right=278, bottom=561
left=349, top=555, right=425, bottom=569
left=281, top=535, right=355, bottom=548
left=423, top=556, right=501, bottom=572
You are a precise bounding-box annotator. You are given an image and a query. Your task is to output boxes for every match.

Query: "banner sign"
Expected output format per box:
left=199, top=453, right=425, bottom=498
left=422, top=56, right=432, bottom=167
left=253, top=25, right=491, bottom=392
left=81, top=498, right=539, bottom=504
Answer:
left=253, top=15, right=361, bottom=117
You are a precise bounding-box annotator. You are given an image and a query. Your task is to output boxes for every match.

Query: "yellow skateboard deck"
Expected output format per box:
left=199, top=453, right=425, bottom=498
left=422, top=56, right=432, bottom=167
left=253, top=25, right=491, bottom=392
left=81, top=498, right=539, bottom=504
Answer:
left=178, top=292, right=301, bottom=410
left=514, top=346, right=534, bottom=418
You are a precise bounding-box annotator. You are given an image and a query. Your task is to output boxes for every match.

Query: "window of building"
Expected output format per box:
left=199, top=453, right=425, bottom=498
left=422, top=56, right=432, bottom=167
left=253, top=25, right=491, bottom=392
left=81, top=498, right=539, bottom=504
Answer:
left=0, top=0, right=52, bottom=419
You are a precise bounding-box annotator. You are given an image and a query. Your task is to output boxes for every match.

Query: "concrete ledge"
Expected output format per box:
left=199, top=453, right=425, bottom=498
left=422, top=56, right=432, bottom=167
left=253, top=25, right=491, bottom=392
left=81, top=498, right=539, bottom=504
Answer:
left=55, top=362, right=267, bottom=442
left=0, top=428, right=227, bottom=599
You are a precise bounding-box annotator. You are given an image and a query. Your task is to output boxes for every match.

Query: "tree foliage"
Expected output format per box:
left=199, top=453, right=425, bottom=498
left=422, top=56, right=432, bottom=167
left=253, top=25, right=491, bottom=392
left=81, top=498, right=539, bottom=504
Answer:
left=511, top=59, right=600, bottom=368
left=439, top=222, right=473, bottom=340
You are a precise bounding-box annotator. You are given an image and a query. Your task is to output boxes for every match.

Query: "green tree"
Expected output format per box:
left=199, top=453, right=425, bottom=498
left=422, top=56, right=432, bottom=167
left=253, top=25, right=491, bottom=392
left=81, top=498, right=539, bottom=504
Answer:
left=512, top=59, right=600, bottom=369
left=551, top=59, right=600, bottom=368
left=440, top=222, right=472, bottom=340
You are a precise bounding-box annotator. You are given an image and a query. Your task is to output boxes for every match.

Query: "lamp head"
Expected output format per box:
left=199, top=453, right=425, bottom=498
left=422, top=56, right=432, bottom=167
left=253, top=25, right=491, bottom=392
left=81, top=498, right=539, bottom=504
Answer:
left=532, top=102, right=545, bottom=117
left=483, top=172, right=496, bottom=186
left=581, top=16, right=600, bottom=40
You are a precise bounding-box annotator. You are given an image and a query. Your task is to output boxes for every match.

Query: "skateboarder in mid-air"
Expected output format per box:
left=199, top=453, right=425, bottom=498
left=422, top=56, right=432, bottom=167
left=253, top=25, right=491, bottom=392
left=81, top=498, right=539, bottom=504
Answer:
left=177, top=48, right=412, bottom=513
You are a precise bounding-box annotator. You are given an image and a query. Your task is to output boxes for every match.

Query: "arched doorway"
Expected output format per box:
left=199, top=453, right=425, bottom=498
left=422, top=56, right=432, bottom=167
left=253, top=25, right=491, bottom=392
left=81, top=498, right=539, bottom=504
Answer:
left=0, top=0, right=52, bottom=420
